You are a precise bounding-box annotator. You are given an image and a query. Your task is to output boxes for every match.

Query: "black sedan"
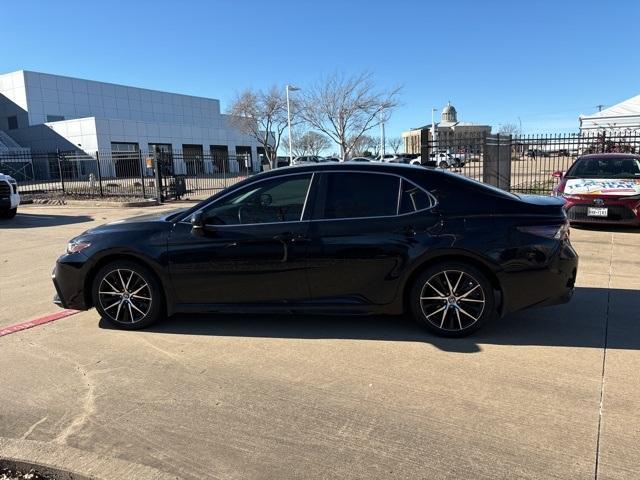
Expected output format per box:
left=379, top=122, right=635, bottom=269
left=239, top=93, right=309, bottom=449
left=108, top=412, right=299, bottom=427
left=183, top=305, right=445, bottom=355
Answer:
left=53, top=163, right=578, bottom=337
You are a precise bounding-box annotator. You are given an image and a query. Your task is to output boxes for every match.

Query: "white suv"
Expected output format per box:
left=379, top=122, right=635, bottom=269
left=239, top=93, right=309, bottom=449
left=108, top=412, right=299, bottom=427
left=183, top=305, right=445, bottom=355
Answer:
left=0, top=173, right=20, bottom=219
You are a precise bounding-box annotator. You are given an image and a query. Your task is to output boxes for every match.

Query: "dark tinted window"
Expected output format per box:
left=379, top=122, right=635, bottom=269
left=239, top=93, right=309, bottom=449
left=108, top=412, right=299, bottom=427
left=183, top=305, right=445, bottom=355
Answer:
left=399, top=179, right=433, bottom=213
left=7, top=116, right=18, bottom=130
left=321, top=172, right=399, bottom=219
left=203, top=174, right=312, bottom=225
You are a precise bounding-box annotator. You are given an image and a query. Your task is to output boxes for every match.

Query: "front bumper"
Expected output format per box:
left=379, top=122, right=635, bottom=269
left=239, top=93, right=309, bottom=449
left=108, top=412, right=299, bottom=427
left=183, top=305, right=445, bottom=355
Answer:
left=498, top=240, right=578, bottom=315
left=52, top=254, right=92, bottom=310
left=564, top=196, right=640, bottom=226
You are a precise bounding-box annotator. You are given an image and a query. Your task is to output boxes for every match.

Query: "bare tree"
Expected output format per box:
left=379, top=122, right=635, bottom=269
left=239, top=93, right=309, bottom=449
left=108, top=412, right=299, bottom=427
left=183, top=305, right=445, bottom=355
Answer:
left=498, top=123, right=521, bottom=136
left=300, top=72, right=401, bottom=160
left=292, top=131, right=331, bottom=157
left=352, top=135, right=381, bottom=156
left=387, top=137, right=403, bottom=154
left=227, top=86, right=294, bottom=168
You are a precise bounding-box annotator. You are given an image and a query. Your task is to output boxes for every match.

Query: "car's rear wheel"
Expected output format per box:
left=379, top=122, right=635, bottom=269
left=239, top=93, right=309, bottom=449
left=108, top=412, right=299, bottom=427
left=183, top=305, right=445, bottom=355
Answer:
left=438, top=160, right=449, bottom=169
left=0, top=207, right=17, bottom=219
left=92, top=260, right=164, bottom=330
left=409, top=262, right=495, bottom=337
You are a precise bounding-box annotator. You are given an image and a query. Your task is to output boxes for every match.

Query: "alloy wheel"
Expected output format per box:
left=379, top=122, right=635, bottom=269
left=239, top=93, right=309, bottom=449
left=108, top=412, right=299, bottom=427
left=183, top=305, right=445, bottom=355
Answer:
left=98, top=269, right=152, bottom=324
left=419, top=270, right=486, bottom=332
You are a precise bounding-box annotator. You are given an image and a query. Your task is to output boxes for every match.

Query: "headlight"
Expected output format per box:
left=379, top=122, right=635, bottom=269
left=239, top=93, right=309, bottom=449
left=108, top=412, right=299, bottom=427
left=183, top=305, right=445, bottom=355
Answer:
left=67, top=241, right=91, bottom=254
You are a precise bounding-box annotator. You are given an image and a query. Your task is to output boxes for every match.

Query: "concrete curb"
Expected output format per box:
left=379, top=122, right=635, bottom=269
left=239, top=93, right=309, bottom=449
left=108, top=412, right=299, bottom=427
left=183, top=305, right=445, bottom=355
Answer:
left=0, top=437, right=178, bottom=480
left=24, top=198, right=159, bottom=208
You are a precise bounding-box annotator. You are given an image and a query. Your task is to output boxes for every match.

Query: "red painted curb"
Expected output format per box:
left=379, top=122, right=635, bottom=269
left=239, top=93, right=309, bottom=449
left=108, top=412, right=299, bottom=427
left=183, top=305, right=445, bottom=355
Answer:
left=0, top=309, right=79, bottom=338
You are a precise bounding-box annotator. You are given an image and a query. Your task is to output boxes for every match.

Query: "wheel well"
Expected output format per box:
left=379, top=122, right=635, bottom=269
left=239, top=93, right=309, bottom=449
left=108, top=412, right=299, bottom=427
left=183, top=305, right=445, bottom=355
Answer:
left=402, top=254, right=502, bottom=312
left=84, top=254, right=166, bottom=310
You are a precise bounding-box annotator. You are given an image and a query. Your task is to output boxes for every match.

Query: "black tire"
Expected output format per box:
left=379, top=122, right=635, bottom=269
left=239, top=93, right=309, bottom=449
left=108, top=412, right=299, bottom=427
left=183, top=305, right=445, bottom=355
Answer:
left=409, top=262, right=496, bottom=337
left=438, top=160, right=449, bottom=169
left=0, top=208, right=17, bottom=219
left=92, top=260, right=164, bottom=330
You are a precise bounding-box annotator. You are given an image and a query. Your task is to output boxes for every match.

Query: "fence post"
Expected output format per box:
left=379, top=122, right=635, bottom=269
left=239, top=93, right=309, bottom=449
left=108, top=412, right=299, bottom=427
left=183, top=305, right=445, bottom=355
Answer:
left=138, top=150, right=146, bottom=199
left=56, top=149, right=65, bottom=194
left=154, top=147, right=163, bottom=203
left=95, top=151, right=104, bottom=197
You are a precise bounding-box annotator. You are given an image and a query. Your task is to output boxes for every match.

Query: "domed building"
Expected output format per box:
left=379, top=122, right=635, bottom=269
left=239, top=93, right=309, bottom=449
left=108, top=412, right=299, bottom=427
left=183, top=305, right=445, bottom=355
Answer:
left=402, top=102, right=491, bottom=155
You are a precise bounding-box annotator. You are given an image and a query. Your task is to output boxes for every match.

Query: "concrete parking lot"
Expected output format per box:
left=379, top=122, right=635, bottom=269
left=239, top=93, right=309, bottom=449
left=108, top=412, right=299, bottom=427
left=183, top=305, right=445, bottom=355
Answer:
left=0, top=204, right=639, bottom=479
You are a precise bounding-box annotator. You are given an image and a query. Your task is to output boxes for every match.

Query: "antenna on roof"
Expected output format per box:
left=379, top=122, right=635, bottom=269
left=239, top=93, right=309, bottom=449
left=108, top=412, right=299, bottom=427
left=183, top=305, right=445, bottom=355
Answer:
left=595, top=104, right=605, bottom=112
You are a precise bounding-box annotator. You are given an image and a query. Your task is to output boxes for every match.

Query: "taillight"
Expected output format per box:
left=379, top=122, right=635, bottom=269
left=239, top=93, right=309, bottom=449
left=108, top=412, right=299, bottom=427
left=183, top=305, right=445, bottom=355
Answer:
left=553, top=179, right=567, bottom=196
left=517, top=222, right=569, bottom=240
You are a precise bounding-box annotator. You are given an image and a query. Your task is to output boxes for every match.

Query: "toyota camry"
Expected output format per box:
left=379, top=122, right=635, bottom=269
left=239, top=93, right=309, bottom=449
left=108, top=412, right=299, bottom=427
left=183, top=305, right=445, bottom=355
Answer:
left=53, top=163, right=578, bottom=337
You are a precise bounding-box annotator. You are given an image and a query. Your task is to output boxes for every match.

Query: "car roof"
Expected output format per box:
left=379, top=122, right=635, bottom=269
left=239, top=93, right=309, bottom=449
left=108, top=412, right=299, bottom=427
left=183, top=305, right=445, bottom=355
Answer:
left=577, top=153, right=640, bottom=161
left=266, top=161, right=426, bottom=176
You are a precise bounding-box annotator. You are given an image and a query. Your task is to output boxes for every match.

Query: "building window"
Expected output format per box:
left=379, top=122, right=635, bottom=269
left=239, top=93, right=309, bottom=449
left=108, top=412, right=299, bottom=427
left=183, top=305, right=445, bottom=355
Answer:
left=7, top=116, right=18, bottom=130
left=111, top=142, right=141, bottom=178
left=46, top=115, right=65, bottom=122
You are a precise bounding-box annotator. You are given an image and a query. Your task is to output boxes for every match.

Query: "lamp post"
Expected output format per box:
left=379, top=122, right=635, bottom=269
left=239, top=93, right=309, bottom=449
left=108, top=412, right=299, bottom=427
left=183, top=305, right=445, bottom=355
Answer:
left=286, top=84, right=300, bottom=165
left=431, top=107, right=438, bottom=155
left=379, top=113, right=385, bottom=160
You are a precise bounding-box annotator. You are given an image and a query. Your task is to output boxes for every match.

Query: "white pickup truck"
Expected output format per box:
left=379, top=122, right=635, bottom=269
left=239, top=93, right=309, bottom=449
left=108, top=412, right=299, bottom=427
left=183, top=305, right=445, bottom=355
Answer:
left=0, top=173, right=20, bottom=219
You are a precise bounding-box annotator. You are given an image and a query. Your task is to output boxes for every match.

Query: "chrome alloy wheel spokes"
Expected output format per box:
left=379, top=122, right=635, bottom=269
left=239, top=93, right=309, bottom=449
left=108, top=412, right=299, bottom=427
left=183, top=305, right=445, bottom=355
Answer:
left=98, top=269, right=152, bottom=323
left=419, top=270, right=485, bottom=331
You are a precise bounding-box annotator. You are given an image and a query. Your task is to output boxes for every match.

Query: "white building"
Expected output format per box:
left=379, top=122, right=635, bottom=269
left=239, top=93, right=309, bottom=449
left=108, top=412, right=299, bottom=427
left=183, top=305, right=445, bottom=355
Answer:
left=579, top=94, right=640, bottom=134
left=0, top=70, right=263, bottom=177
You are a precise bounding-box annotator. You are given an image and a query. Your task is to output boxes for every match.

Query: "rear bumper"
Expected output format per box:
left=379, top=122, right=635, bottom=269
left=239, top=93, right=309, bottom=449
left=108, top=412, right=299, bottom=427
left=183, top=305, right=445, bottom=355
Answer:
left=52, top=255, right=92, bottom=310
left=498, top=241, right=578, bottom=315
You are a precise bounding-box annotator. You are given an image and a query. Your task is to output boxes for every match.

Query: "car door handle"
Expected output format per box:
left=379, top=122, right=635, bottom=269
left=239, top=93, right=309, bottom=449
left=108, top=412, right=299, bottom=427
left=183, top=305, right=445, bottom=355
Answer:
left=273, top=232, right=309, bottom=243
left=401, top=225, right=416, bottom=237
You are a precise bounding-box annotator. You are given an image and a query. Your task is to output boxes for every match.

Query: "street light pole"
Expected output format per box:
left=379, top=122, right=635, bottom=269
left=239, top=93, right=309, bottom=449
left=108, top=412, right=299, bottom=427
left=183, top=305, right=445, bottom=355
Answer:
left=380, top=115, right=385, bottom=160
left=431, top=107, right=438, bottom=155
left=286, top=85, right=300, bottom=166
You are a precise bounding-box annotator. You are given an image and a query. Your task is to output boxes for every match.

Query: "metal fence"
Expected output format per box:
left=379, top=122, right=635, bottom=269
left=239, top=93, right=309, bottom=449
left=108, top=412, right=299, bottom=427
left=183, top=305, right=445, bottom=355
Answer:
left=422, top=131, right=640, bottom=195
left=1, top=131, right=639, bottom=201
left=0, top=150, right=255, bottom=200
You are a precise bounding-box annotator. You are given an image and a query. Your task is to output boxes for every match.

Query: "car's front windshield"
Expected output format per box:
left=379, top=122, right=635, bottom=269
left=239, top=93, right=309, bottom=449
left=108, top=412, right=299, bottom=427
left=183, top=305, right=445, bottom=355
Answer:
left=566, top=157, right=640, bottom=179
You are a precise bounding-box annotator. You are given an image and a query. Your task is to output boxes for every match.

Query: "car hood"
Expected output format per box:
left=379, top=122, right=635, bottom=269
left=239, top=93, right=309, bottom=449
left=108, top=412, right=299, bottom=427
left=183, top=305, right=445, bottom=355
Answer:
left=564, top=178, right=640, bottom=196
left=84, top=208, right=186, bottom=234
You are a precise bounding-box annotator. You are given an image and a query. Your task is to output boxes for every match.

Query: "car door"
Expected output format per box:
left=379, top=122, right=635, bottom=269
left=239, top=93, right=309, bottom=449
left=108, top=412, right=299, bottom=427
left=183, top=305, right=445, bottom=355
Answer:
left=305, top=171, right=440, bottom=305
left=167, top=172, right=315, bottom=306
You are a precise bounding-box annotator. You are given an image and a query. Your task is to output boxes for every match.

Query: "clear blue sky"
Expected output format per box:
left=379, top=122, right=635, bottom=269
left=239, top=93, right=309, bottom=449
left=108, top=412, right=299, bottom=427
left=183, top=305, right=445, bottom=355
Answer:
left=3, top=0, right=639, bottom=139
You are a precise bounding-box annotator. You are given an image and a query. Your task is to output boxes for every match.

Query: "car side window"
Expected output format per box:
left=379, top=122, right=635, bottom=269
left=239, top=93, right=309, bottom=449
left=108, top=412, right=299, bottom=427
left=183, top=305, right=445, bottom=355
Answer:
left=320, top=172, right=399, bottom=219
left=202, top=174, right=312, bottom=225
left=399, top=179, right=434, bottom=214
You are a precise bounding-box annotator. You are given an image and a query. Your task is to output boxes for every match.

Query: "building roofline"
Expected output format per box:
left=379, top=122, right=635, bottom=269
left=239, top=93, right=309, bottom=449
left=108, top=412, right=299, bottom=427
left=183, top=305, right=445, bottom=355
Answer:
left=1, top=69, right=220, bottom=103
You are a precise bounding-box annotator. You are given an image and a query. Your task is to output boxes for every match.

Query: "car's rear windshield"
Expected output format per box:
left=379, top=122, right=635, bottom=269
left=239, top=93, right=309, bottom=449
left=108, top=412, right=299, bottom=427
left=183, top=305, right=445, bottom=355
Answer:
left=566, top=157, right=640, bottom=178
left=441, top=171, right=519, bottom=199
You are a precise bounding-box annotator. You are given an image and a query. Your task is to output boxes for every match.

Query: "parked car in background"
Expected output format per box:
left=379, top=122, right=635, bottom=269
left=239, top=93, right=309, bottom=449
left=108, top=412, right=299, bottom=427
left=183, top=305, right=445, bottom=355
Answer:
left=322, top=157, right=340, bottom=162
left=552, top=153, right=640, bottom=226
left=526, top=149, right=550, bottom=158
left=429, top=152, right=465, bottom=169
left=53, top=162, right=577, bottom=337
left=293, top=156, right=325, bottom=165
left=349, top=156, right=373, bottom=162
left=0, top=172, right=20, bottom=219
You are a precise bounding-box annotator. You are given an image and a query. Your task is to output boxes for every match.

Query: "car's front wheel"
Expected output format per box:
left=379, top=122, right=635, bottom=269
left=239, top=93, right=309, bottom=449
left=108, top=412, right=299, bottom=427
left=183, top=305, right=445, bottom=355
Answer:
left=409, top=262, right=495, bottom=337
left=92, top=260, right=164, bottom=329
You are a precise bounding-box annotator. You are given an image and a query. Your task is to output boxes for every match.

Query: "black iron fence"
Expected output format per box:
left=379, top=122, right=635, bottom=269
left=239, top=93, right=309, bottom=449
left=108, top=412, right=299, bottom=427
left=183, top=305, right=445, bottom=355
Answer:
left=0, top=150, right=256, bottom=200
left=1, top=132, right=639, bottom=201
left=422, top=131, right=640, bottom=194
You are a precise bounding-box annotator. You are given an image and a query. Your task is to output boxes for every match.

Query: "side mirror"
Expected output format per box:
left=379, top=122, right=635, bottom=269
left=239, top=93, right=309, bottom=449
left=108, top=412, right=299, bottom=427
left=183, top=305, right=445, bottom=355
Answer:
left=191, top=212, right=216, bottom=236
left=551, top=171, right=563, bottom=179
left=191, top=211, right=205, bottom=229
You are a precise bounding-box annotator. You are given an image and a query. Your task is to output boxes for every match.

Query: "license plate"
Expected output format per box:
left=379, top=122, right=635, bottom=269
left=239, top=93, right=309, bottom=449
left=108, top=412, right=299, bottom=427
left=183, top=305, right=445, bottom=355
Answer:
left=587, top=207, right=608, bottom=217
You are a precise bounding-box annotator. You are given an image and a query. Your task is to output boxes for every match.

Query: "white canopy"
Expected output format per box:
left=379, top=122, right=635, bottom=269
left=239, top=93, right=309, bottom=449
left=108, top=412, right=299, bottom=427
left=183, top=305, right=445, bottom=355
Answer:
left=580, top=94, right=640, bottom=132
